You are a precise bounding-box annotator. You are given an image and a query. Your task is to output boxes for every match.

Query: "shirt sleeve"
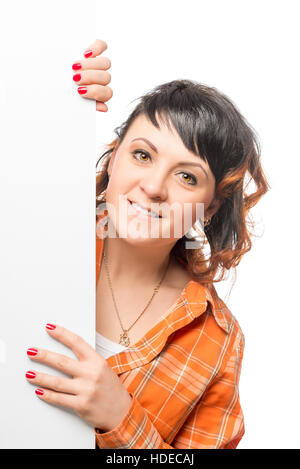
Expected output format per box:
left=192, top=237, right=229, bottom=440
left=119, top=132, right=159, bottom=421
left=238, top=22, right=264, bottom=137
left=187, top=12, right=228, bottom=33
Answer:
left=95, top=331, right=245, bottom=449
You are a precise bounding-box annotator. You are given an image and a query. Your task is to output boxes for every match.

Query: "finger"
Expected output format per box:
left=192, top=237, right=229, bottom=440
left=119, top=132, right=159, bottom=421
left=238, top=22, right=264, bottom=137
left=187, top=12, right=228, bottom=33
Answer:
left=72, top=56, right=111, bottom=72
left=83, top=38, right=108, bottom=58
left=45, top=323, right=95, bottom=360
left=26, top=346, right=81, bottom=376
left=34, top=387, right=80, bottom=411
left=76, top=84, right=113, bottom=103
left=72, top=69, right=111, bottom=87
left=96, top=102, right=108, bottom=112
left=25, top=369, right=80, bottom=395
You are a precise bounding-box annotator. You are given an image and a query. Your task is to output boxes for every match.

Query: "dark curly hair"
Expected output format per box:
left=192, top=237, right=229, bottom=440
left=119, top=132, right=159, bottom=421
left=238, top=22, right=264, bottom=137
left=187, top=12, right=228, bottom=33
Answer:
left=96, top=79, right=270, bottom=286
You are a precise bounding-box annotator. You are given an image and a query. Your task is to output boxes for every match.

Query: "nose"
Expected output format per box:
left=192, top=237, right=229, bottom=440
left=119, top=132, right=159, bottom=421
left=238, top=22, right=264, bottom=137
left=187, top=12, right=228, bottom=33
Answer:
left=138, top=171, right=168, bottom=201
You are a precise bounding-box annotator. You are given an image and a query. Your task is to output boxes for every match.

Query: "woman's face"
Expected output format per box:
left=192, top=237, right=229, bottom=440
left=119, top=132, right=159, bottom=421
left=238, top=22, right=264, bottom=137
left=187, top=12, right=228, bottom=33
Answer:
left=105, top=113, right=219, bottom=248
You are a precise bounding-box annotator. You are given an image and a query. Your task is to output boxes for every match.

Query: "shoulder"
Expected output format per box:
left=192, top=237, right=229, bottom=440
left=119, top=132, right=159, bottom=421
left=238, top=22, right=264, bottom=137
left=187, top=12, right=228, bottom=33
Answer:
left=204, top=282, right=245, bottom=355
left=182, top=280, right=245, bottom=360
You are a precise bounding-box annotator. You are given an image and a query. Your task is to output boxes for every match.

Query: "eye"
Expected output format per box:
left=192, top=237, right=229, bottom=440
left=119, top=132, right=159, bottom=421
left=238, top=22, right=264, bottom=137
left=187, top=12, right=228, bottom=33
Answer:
left=131, top=150, right=151, bottom=162
left=131, top=149, right=197, bottom=186
left=179, top=172, right=197, bottom=186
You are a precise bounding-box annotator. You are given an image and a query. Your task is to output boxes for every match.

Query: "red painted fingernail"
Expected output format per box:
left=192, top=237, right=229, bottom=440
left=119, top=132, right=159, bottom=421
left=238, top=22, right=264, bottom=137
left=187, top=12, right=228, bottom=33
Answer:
left=26, top=371, right=36, bottom=379
left=84, top=50, right=93, bottom=58
left=27, top=348, right=38, bottom=356
left=72, top=62, right=82, bottom=70
left=35, top=388, right=44, bottom=396
left=73, top=73, right=81, bottom=82
left=77, top=87, right=87, bottom=95
left=46, top=323, right=56, bottom=330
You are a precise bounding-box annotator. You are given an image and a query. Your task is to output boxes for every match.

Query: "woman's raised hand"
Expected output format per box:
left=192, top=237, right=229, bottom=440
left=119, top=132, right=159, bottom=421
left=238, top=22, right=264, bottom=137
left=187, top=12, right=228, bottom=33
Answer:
left=72, top=39, right=113, bottom=112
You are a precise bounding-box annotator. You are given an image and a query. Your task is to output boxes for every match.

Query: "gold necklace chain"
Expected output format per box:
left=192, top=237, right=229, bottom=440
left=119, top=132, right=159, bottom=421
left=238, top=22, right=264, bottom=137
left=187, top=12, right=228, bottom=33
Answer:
left=103, top=241, right=171, bottom=347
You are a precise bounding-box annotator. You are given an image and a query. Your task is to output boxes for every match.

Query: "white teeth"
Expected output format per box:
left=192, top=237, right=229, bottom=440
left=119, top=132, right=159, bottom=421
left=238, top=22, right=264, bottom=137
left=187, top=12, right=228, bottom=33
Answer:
left=131, top=202, right=160, bottom=218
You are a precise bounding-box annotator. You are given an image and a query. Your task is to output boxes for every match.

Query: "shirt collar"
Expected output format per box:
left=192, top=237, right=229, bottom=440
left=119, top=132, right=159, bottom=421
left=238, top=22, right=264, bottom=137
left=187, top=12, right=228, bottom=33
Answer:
left=183, top=280, right=231, bottom=335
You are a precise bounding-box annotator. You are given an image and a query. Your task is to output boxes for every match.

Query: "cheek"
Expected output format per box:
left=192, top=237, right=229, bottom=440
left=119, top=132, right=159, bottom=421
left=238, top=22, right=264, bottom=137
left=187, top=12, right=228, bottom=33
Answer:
left=190, top=189, right=215, bottom=224
left=175, top=201, right=207, bottom=228
left=105, top=173, right=124, bottom=204
left=165, top=204, right=197, bottom=239
left=168, top=197, right=212, bottom=240
left=106, top=160, right=136, bottom=200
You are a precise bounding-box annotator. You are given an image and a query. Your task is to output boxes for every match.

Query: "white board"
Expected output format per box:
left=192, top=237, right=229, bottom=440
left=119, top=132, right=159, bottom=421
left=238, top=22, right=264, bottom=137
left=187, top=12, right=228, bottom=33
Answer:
left=0, top=1, right=97, bottom=449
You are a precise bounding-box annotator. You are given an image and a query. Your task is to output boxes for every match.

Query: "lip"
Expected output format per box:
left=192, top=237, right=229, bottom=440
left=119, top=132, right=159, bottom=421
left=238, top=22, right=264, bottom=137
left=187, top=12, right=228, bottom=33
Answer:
left=127, top=199, right=162, bottom=219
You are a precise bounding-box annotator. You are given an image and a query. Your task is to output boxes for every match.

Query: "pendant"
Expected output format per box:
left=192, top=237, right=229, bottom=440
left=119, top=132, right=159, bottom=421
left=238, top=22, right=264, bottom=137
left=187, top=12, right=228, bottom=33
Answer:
left=119, top=331, right=130, bottom=347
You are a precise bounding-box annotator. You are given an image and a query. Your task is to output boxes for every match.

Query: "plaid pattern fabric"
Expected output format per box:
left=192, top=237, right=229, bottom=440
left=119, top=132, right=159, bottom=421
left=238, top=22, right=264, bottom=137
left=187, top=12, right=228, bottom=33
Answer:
left=95, top=216, right=245, bottom=449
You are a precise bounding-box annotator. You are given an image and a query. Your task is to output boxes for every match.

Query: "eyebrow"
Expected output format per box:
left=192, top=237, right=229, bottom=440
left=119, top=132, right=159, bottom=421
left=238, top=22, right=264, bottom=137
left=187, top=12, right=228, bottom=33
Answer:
left=130, top=137, right=209, bottom=180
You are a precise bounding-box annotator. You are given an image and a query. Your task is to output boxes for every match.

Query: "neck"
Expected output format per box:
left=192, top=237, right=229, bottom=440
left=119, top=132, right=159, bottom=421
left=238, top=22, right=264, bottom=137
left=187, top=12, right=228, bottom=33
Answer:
left=102, top=235, right=175, bottom=287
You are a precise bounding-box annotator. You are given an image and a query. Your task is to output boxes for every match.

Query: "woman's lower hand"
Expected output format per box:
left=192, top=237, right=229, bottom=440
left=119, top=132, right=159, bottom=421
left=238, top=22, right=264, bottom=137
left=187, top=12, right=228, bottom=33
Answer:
left=25, top=323, right=132, bottom=432
left=72, top=38, right=113, bottom=113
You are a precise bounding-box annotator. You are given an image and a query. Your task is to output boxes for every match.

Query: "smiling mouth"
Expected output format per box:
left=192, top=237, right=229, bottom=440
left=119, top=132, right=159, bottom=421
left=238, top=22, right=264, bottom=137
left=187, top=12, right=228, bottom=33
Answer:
left=127, top=199, right=163, bottom=219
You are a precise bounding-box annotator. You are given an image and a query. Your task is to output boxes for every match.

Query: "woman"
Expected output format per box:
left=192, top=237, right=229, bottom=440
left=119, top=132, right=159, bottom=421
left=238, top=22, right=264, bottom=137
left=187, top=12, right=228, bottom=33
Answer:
left=25, top=39, right=270, bottom=449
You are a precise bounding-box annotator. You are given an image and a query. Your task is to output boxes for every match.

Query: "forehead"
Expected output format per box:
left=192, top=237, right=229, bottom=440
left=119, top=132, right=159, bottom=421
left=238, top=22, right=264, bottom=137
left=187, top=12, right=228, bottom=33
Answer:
left=125, top=113, right=179, bottom=144
left=123, top=114, right=213, bottom=177
left=124, top=113, right=196, bottom=159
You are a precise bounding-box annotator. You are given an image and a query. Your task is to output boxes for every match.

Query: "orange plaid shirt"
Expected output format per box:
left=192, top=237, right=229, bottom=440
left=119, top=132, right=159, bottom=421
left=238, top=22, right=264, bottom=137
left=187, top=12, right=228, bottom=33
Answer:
left=94, top=215, right=245, bottom=449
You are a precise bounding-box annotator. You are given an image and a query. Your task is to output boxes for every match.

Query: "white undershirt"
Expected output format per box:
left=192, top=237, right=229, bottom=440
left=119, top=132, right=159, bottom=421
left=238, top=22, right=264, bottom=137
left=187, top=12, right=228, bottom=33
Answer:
left=95, top=330, right=127, bottom=359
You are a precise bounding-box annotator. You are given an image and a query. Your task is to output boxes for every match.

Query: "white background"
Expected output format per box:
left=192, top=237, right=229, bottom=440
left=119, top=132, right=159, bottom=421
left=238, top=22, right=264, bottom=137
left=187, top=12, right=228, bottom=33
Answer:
left=1, top=0, right=299, bottom=449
